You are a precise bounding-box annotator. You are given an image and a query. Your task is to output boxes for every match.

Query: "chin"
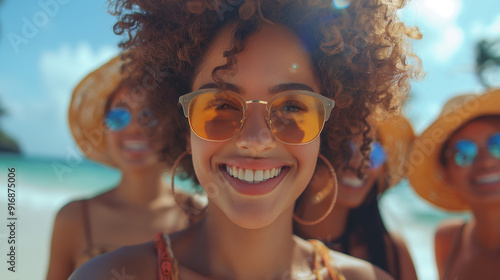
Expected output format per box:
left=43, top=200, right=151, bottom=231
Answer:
left=337, top=199, right=365, bottom=210
left=122, top=157, right=158, bottom=170
left=218, top=199, right=287, bottom=230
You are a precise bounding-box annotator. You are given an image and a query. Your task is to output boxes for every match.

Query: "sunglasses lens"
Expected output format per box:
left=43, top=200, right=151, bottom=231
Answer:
left=269, top=94, right=325, bottom=144
left=138, top=109, right=158, bottom=128
left=105, top=108, right=131, bottom=131
left=188, top=91, right=244, bottom=141
left=370, top=142, right=387, bottom=169
left=488, top=132, right=500, bottom=159
left=454, top=140, right=478, bottom=167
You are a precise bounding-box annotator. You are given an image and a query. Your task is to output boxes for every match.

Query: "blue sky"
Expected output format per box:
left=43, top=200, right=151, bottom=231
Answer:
left=1, top=0, right=499, bottom=159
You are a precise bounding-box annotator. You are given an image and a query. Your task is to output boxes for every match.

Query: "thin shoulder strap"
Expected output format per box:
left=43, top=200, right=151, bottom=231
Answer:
left=81, top=200, right=93, bottom=248
left=442, top=222, right=467, bottom=280
left=310, top=239, right=347, bottom=280
left=155, top=232, right=179, bottom=280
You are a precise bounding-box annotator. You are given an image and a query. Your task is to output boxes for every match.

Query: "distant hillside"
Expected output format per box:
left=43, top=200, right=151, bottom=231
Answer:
left=0, top=130, right=21, bottom=154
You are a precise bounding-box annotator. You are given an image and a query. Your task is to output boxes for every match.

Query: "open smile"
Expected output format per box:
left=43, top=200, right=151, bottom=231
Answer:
left=123, top=140, right=150, bottom=152
left=220, top=164, right=289, bottom=196
left=473, top=172, right=500, bottom=185
left=340, top=176, right=365, bottom=189
left=225, top=165, right=282, bottom=184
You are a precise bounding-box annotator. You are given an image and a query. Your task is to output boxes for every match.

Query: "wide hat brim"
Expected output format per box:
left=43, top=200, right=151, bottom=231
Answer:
left=408, top=88, right=500, bottom=211
left=377, top=115, right=416, bottom=191
left=68, top=55, right=128, bottom=167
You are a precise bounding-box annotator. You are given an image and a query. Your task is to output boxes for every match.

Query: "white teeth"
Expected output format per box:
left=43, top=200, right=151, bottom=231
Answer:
left=341, top=177, right=364, bottom=188
left=225, top=165, right=283, bottom=183
left=254, top=170, right=264, bottom=181
left=124, top=140, right=148, bottom=151
left=244, top=169, right=253, bottom=181
left=475, top=174, right=500, bottom=184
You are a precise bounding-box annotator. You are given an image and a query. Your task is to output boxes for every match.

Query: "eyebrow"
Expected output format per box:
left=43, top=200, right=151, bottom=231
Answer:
left=198, top=83, right=242, bottom=93
left=112, top=101, right=131, bottom=109
left=270, top=83, right=316, bottom=94
left=199, top=82, right=316, bottom=95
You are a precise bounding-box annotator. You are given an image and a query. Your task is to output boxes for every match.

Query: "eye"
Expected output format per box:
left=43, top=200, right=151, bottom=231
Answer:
left=138, top=109, right=158, bottom=127
left=275, top=100, right=309, bottom=113
left=207, top=98, right=241, bottom=111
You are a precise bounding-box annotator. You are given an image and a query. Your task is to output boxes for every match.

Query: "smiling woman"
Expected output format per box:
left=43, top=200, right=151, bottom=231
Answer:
left=409, top=88, right=500, bottom=280
left=45, top=55, right=194, bottom=280
left=68, top=0, right=423, bottom=279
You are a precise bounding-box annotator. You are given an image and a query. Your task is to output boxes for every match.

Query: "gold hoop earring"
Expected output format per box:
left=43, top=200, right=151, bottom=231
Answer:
left=171, top=150, right=208, bottom=219
left=293, top=154, right=338, bottom=226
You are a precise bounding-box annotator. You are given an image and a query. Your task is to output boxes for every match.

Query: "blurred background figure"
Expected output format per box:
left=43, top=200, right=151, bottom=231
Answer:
left=46, top=55, right=194, bottom=280
left=295, top=115, right=418, bottom=280
left=409, top=89, right=500, bottom=280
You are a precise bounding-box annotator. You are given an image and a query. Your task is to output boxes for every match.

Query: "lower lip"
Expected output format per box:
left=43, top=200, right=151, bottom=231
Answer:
left=123, top=148, right=149, bottom=157
left=220, top=166, right=289, bottom=196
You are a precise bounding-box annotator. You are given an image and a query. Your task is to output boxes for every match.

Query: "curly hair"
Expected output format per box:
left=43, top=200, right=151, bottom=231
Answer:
left=109, top=0, right=423, bottom=179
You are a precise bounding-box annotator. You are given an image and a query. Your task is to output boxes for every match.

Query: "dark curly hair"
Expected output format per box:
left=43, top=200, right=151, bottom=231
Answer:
left=109, top=0, right=423, bottom=180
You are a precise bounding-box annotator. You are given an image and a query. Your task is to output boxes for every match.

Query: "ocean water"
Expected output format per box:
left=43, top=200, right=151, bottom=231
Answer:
left=0, top=153, right=470, bottom=280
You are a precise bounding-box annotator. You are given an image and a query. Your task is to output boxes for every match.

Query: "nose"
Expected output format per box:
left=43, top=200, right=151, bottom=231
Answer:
left=344, top=143, right=370, bottom=176
left=122, top=114, right=146, bottom=134
left=474, top=146, right=500, bottom=169
left=234, top=106, right=277, bottom=155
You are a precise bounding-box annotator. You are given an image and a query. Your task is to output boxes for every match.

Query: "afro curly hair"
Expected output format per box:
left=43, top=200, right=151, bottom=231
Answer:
left=109, top=0, right=423, bottom=180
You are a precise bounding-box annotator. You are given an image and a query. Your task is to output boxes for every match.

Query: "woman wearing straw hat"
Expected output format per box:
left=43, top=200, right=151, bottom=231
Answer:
left=408, top=89, right=500, bottom=280
left=294, top=115, right=418, bottom=280
left=46, top=55, right=197, bottom=280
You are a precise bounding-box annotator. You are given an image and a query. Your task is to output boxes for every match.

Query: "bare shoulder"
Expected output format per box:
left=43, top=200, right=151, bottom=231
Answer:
left=69, top=241, right=157, bottom=280
left=332, top=251, right=394, bottom=280
left=51, top=200, right=88, bottom=239
left=435, top=218, right=465, bottom=255
left=55, top=200, right=86, bottom=221
left=435, top=218, right=465, bottom=242
left=47, top=200, right=87, bottom=280
left=387, top=232, right=418, bottom=280
left=434, top=218, right=466, bottom=276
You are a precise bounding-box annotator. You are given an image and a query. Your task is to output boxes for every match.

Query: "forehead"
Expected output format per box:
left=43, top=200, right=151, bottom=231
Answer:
left=109, top=86, right=148, bottom=108
left=192, top=23, right=319, bottom=93
left=449, top=116, right=500, bottom=143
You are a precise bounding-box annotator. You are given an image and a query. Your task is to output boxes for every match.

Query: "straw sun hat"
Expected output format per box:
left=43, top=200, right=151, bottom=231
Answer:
left=376, top=115, right=416, bottom=192
left=408, top=88, right=500, bottom=211
left=68, top=54, right=130, bottom=167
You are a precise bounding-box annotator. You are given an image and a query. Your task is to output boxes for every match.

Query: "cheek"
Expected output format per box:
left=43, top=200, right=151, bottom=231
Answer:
left=296, top=140, right=321, bottom=190
left=444, top=164, right=467, bottom=186
left=105, top=132, right=119, bottom=148
left=190, top=134, right=218, bottom=182
left=362, top=169, right=380, bottom=188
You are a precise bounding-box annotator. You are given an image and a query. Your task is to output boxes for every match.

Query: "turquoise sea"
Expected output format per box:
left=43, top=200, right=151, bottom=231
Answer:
left=0, top=153, right=470, bottom=280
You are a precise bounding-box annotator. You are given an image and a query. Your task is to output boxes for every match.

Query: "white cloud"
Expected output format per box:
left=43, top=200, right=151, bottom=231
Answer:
left=403, top=0, right=464, bottom=63
left=432, top=25, right=465, bottom=62
left=471, top=14, right=500, bottom=38
left=412, top=0, right=462, bottom=24
left=1, top=43, right=119, bottom=158
left=39, top=43, right=119, bottom=121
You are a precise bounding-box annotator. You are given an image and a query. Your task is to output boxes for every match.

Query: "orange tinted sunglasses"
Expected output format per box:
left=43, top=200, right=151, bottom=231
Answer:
left=179, top=89, right=335, bottom=145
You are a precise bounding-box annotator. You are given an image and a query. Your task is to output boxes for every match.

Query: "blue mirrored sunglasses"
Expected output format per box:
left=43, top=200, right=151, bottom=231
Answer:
left=370, top=141, right=387, bottom=169
left=104, top=108, right=158, bottom=131
left=450, top=132, right=500, bottom=167
left=348, top=141, right=387, bottom=169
